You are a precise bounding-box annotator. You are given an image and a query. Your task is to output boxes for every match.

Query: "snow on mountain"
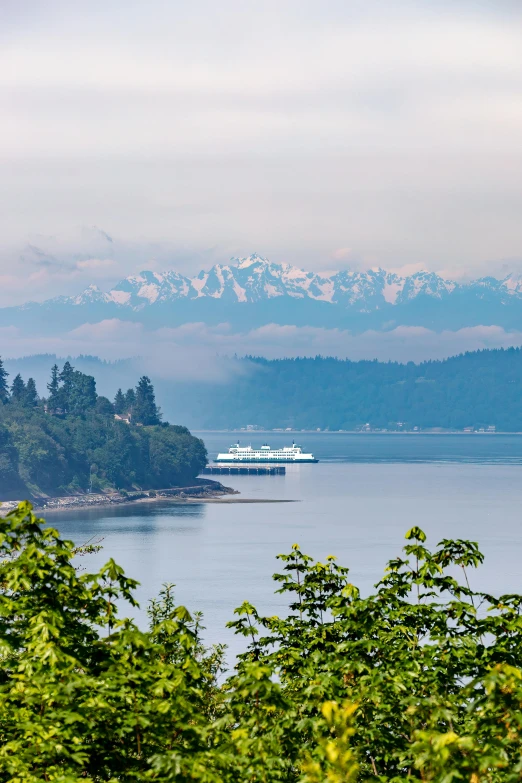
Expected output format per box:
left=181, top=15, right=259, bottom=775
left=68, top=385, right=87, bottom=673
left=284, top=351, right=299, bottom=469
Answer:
left=31, top=255, right=522, bottom=313
left=397, top=271, right=457, bottom=303
left=501, top=274, right=522, bottom=297
left=106, top=270, right=192, bottom=309
left=65, top=284, right=110, bottom=306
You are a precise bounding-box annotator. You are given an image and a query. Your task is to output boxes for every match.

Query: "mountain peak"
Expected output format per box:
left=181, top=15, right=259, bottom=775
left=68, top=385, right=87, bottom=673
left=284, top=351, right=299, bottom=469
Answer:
left=234, top=253, right=268, bottom=269
left=27, top=255, right=521, bottom=315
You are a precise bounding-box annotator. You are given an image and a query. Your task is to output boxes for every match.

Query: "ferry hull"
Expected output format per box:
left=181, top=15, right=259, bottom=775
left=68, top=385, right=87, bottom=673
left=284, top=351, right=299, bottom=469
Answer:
left=214, top=457, right=319, bottom=464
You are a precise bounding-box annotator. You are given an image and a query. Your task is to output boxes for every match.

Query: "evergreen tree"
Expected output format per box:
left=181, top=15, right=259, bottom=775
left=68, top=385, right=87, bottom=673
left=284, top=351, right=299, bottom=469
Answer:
left=47, top=364, right=60, bottom=411
left=0, top=361, right=208, bottom=496
left=114, top=388, right=126, bottom=414
left=68, top=371, right=97, bottom=416
left=59, top=361, right=75, bottom=412
left=133, top=376, right=161, bottom=425
left=0, top=424, right=19, bottom=487
left=10, top=374, right=26, bottom=404
left=124, top=388, right=136, bottom=414
left=96, top=396, right=114, bottom=416
left=24, top=378, right=39, bottom=408
left=0, top=356, right=8, bottom=403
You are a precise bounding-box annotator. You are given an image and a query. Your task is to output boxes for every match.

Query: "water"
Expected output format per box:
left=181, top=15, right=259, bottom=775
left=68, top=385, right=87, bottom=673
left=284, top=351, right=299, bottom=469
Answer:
left=46, top=433, right=522, bottom=660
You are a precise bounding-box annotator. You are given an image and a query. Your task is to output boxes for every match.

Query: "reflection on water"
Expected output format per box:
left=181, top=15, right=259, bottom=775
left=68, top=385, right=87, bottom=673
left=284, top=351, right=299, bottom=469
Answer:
left=47, top=433, right=522, bottom=661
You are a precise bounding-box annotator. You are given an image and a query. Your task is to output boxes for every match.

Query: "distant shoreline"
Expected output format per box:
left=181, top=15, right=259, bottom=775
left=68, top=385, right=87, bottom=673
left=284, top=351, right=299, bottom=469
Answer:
left=194, top=430, right=520, bottom=435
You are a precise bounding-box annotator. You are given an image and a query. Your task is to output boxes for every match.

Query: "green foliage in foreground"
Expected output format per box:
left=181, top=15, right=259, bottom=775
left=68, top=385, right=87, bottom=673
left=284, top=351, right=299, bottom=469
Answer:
left=2, top=504, right=522, bottom=781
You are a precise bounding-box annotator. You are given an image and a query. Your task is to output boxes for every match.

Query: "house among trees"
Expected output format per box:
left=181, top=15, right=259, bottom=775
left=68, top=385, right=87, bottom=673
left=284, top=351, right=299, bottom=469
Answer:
left=0, top=355, right=206, bottom=497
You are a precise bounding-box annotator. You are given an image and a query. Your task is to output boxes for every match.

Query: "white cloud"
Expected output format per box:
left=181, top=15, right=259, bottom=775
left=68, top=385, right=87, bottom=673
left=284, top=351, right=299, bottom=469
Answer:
left=75, top=258, right=116, bottom=271
left=2, top=319, right=522, bottom=371
left=68, top=319, right=144, bottom=342
left=331, top=248, right=352, bottom=261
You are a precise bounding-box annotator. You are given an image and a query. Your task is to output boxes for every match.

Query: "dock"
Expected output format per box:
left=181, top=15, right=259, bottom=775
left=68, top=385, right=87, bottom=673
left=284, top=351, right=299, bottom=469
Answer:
left=202, top=464, right=286, bottom=475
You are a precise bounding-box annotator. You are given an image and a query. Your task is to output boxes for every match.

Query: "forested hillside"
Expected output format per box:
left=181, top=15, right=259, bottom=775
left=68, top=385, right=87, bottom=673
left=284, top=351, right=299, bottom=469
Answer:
left=0, top=358, right=206, bottom=499
left=164, top=348, right=522, bottom=431
left=5, top=347, right=522, bottom=431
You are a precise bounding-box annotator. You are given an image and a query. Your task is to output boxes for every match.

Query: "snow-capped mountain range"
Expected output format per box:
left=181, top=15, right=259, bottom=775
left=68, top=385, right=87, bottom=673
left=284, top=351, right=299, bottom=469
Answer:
left=51, top=253, right=522, bottom=310
left=5, top=254, right=522, bottom=337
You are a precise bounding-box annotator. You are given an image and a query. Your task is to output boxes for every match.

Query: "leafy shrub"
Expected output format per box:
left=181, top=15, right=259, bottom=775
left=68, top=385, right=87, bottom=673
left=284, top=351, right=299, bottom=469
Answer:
left=1, top=503, right=522, bottom=781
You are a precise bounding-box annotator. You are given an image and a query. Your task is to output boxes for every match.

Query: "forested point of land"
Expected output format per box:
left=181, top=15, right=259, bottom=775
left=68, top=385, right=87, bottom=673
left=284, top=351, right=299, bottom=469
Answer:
left=164, top=348, right=522, bottom=431
left=3, top=502, right=522, bottom=781
left=0, top=358, right=207, bottom=499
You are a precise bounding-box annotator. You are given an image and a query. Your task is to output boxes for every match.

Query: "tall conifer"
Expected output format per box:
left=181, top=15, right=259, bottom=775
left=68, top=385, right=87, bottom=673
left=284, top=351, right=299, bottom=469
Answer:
left=114, top=388, right=126, bottom=414
left=47, top=364, right=60, bottom=410
left=10, top=374, right=26, bottom=404
left=0, top=356, right=8, bottom=403
left=133, top=376, right=161, bottom=425
left=124, top=388, right=136, bottom=413
left=25, top=378, right=39, bottom=408
left=59, top=361, right=75, bottom=412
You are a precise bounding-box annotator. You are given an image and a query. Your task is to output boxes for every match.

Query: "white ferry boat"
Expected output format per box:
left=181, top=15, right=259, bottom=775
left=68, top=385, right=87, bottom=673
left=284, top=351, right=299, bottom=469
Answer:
left=215, top=442, right=318, bottom=464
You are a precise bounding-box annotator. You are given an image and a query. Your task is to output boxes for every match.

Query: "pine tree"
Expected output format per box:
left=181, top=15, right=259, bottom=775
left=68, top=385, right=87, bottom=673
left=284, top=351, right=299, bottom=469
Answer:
left=25, top=378, right=39, bottom=408
left=47, top=364, right=60, bottom=411
left=114, top=388, right=126, bottom=414
left=10, top=374, right=26, bottom=404
left=59, top=361, right=75, bottom=412
left=124, top=388, right=136, bottom=414
left=133, top=376, right=161, bottom=425
left=0, top=356, right=8, bottom=403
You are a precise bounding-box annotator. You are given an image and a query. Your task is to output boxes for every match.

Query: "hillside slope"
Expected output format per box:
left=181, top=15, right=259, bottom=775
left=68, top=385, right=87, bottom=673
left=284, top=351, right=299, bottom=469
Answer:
left=162, top=349, right=522, bottom=431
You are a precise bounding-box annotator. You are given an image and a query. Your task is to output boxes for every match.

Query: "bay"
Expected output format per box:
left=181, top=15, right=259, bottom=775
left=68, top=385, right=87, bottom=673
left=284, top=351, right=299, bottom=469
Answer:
left=46, top=432, right=522, bottom=660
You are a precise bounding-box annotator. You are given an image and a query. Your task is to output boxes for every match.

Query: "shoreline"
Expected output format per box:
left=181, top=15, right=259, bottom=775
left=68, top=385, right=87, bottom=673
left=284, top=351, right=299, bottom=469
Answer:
left=1, top=479, right=297, bottom=517
left=40, top=495, right=296, bottom=515
left=194, top=429, right=514, bottom=435
left=1, top=479, right=236, bottom=516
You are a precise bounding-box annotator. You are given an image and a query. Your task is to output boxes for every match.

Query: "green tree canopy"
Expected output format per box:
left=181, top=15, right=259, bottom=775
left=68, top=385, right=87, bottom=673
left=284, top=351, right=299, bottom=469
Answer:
left=68, top=369, right=97, bottom=415
left=134, top=375, right=161, bottom=425
left=0, top=363, right=206, bottom=496
left=125, top=387, right=136, bottom=413
left=0, top=424, right=19, bottom=488
left=47, top=363, right=60, bottom=410
left=59, top=360, right=75, bottom=412
left=2, top=504, right=522, bottom=781
left=0, top=356, right=8, bottom=404
left=10, top=373, right=26, bottom=404
left=114, top=387, right=126, bottom=414
left=24, top=377, right=38, bottom=408
left=95, top=395, right=114, bottom=416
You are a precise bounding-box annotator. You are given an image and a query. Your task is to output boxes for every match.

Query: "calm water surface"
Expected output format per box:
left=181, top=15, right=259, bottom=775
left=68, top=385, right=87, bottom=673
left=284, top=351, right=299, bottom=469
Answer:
left=48, top=433, right=522, bottom=659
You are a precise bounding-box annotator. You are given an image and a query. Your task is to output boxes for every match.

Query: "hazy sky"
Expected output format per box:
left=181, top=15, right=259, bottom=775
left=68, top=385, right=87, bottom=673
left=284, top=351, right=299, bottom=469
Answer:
left=2, top=0, right=522, bottom=304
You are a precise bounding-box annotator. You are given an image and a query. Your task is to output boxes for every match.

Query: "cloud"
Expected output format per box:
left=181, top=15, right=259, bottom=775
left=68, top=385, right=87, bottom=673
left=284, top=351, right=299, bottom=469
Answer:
left=2, top=320, right=522, bottom=375
left=68, top=319, right=144, bottom=342
left=331, top=248, right=352, bottom=261
left=75, top=258, right=116, bottom=271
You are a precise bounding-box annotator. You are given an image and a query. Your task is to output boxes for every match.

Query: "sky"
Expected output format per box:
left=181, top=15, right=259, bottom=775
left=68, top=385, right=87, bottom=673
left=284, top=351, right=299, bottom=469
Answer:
left=1, top=0, right=522, bottom=308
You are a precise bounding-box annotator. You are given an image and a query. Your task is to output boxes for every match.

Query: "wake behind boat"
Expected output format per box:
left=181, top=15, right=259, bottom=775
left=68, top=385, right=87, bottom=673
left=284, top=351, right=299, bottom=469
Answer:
left=215, top=442, right=319, bottom=464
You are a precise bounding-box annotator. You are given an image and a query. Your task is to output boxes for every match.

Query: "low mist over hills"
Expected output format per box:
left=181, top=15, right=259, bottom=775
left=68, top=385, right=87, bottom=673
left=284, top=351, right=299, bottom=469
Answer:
left=6, top=348, right=522, bottom=432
